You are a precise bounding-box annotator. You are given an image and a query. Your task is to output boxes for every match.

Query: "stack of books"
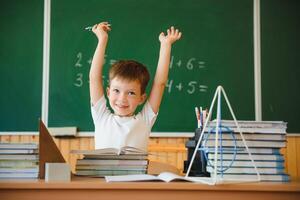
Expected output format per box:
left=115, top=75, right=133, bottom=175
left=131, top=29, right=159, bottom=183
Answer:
left=71, top=146, right=148, bottom=177
left=202, top=120, right=289, bottom=182
left=0, top=142, right=39, bottom=179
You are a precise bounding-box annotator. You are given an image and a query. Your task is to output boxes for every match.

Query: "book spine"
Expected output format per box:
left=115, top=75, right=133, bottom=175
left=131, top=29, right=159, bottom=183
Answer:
left=202, top=133, right=285, bottom=141
left=206, top=166, right=285, bottom=174
left=76, top=170, right=147, bottom=176
left=0, top=155, right=39, bottom=160
left=207, top=160, right=284, bottom=168
left=0, top=172, right=39, bottom=178
left=77, top=159, right=148, bottom=166
left=0, top=167, right=39, bottom=173
left=0, top=143, right=38, bottom=149
left=202, top=140, right=286, bottom=148
left=0, top=160, right=39, bottom=168
left=210, top=174, right=290, bottom=182
left=207, top=153, right=284, bottom=161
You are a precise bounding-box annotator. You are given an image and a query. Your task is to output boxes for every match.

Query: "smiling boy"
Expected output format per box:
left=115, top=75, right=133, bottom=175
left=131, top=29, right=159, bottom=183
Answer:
left=89, top=22, right=181, bottom=150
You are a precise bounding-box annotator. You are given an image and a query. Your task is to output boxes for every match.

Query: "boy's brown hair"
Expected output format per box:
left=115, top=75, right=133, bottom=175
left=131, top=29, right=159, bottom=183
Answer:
left=109, top=60, right=150, bottom=94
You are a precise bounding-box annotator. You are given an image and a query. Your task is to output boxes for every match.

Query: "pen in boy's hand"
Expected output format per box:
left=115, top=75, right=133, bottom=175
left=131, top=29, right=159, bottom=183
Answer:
left=85, top=26, right=93, bottom=31
left=85, top=23, right=111, bottom=31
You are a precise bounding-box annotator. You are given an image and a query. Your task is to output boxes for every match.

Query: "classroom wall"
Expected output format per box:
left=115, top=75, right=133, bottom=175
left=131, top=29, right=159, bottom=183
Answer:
left=0, top=0, right=299, bottom=181
left=0, top=135, right=299, bottom=180
left=2, top=0, right=299, bottom=133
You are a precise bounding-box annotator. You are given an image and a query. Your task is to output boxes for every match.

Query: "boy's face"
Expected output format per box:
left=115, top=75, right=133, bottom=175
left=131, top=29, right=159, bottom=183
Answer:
left=107, top=77, right=146, bottom=117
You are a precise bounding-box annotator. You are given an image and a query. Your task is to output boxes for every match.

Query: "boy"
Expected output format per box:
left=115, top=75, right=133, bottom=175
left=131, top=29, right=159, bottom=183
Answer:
left=90, top=22, right=181, bottom=151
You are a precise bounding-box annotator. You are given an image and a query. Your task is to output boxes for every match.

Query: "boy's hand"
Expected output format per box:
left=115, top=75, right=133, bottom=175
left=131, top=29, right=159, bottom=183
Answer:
left=92, top=22, right=111, bottom=41
left=159, top=26, right=182, bottom=45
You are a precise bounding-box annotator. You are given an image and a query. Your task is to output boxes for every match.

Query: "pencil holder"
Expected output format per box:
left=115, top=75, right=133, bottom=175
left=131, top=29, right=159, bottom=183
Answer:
left=183, top=128, right=210, bottom=177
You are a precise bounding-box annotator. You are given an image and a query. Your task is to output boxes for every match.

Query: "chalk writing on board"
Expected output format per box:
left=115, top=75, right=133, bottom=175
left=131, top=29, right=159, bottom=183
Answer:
left=73, top=52, right=208, bottom=94
left=169, top=56, right=206, bottom=70
left=166, top=80, right=207, bottom=94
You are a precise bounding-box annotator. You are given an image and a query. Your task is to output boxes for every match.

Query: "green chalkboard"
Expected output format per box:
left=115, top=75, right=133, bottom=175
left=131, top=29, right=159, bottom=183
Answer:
left=49, top=0, right=255, bottom=132
left=261, top=0, right=300, bottom=133
left=0, top=0, right=43, bottom=131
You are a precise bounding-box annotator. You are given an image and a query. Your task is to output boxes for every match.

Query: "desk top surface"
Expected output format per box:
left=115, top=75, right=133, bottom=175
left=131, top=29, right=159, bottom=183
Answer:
left=0, top=176, right=300, bottom=192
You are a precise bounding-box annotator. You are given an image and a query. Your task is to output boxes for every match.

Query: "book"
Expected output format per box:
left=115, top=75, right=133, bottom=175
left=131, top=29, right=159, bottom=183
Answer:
left=0, top=143, right=38, bottom=149
left=0, top=160, right=39, bottom=168
left=211, top=174, right=290, bottom=182
left=105, top=172, right=213, bottom=184
left=206, top=160, right=284, bottom=168
left=76, top=159, right=148, bottom=166
left=207, top=153, right=284, bottom=161
left=0, top=154, right=38, bottom=160
left=186, top=140, right=286, bottom=149
left=206, top=166, right=285, bottom=174
left=199, top=147, right=281, bottom=155
left=202, top=132, right=286, bottom=141
left=71, top=146, right=147, bottom=155
left=201, top=139, right=286, bottom=148
left=83, top=154, right=147, bottom=160
left=206, top=120, right=287, bottom=134
left=0, top=149, right=38, bottom=154
left=238, top=148, right=281, bottom=155
left=0, top=167, right=39, bottom=173
left=76, top=165, right=147, bottom=170
left=0, top=172, right=39, bottom=179
left=48, top=127, right=77, bottom=137
left=207, top=120, right=287, bottom=129
left=0, top=142, right=39, bottom=179
left=76, top=169, right=147, bottom=177
left=73, top=146, right=149, bottom=177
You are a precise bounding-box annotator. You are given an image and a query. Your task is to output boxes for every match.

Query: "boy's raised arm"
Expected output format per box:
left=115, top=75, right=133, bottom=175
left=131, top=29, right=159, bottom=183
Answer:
left=148, top=26, right=182, bottom=114
left=89, top=22, right=111, bottom=105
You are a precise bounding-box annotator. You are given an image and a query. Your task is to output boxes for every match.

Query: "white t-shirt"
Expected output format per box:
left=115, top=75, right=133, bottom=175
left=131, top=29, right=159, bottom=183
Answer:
left=91, top=96, right=157, bottom=151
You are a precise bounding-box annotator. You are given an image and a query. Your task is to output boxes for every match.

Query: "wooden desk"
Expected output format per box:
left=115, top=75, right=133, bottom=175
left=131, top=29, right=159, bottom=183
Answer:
left=0, top=177, right=299, bottom=200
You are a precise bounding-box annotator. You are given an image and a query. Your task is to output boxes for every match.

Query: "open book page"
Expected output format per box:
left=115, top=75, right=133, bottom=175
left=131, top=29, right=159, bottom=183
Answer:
left=105, top=172, right=183, bottom=182
left=71, top=146, right=147, bottom=155
left=120, top=146, right=147, bottom=154
left=71, top=148, right=120, bottom=155
left=157, top=172, right=188, bottom=182
left=105, top=172, right=214, bottom=185
left=105, top=174, right=160, bottom=182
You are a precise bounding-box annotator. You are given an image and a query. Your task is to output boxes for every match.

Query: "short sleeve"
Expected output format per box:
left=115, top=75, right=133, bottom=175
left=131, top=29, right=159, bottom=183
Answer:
left=91, top=96, right=109, bottom=123
left=140, top=101, right=158, bottom=128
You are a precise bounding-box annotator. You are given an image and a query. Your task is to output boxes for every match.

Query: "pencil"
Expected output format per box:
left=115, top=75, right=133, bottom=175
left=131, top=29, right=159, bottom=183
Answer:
left=195, top=107, right=200, bottom=128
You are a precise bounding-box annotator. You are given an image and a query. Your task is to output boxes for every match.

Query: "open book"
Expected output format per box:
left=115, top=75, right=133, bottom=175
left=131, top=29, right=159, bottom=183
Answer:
left=71, top=146, right=147, bottom=155
left=105, top=172, right=214, bottom=185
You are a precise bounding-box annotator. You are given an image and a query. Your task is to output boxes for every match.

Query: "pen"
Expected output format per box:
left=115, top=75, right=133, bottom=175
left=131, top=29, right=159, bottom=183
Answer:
left=203, top=109, right=207, bottom=125
left=85, top=26, right=93, bottom=31
left=85, top=23, right=111, bottom=31
left=200, top=106, right=203, bottom=128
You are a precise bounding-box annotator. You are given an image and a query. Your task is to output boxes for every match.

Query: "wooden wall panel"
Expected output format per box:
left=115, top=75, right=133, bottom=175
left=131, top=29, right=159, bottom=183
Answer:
left=0, top=135, right=299, bottom=180
left=286, top=136, right=300, bottom=180
left=297, top=137, right=300, bottom=179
